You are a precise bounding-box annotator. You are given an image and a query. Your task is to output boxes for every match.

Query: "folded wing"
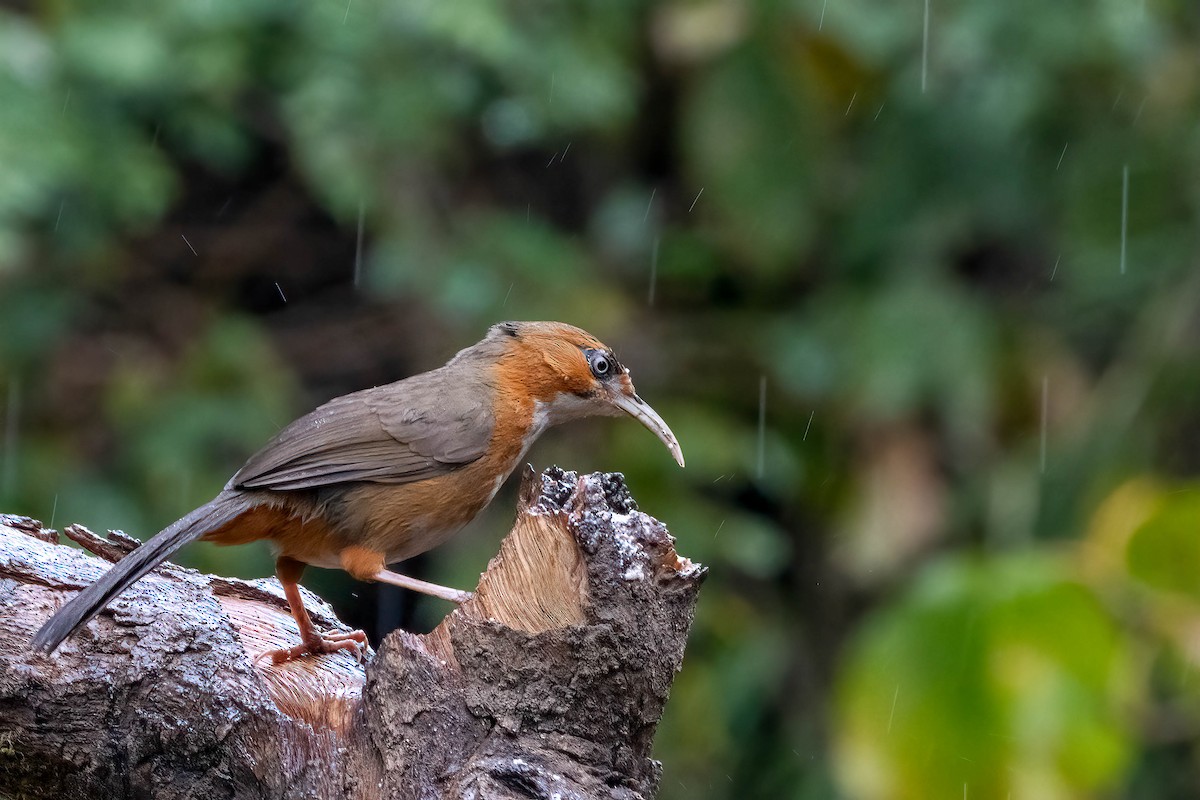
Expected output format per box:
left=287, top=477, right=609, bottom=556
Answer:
left=231, top=370, right=495, bottom=492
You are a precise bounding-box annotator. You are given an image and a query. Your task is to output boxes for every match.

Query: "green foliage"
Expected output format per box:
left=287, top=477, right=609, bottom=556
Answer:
left=1126, top=491, right=1200, bottom=600
left=2, top=1, right=1200, bottom=797
left=836, top=555, right=1133, bottom=800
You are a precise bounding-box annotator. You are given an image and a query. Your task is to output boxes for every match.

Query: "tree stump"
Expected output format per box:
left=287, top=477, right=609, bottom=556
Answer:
left=0, top=467, right=705, bottom=799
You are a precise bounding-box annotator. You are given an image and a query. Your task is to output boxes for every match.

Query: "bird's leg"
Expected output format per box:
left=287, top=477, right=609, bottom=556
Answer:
left=374, top=569, right=474, bottom=604
left=258, top=556, right=368, bottom=665
left=339, top=544, right=474, bottom=604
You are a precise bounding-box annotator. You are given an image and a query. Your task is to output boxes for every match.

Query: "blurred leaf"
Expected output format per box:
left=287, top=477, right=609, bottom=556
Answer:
left=1126, top=491, right=1200, bottom=601
left=835, top=555, right=1134, bottom=800
left=60, top=16, right=174, bottom=92
left=682, top=46, right=819, bottom=271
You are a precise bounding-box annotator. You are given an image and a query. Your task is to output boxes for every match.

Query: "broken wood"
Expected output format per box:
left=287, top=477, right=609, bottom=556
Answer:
left=0, top=467, right=704, bottom=799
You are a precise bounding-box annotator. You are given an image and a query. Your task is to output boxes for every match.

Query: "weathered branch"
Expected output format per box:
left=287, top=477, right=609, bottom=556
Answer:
left=0, top=468, right=704, bottom=799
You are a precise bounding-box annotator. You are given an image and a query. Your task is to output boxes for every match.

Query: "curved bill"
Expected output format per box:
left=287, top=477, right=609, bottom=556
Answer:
left=610, top=392, right=685, bottom=468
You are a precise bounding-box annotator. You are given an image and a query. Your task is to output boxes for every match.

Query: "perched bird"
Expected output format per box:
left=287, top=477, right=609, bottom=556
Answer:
left=30, top=321, right=683, bottom=663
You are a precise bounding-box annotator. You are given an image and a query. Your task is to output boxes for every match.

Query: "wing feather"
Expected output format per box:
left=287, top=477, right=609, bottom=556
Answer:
left=231, top=368, right=494, bottom=492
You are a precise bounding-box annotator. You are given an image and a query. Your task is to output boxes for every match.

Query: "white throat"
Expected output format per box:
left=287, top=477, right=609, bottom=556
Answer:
left=521, top=394, right=599, bottom=458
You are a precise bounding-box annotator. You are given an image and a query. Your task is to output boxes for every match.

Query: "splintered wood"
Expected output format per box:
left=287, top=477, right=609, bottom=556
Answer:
left=463, top=503, right=587, bottom=634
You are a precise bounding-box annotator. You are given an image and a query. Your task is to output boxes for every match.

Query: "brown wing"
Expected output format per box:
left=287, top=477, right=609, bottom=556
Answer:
left=230, top=368, right=495, bottom=492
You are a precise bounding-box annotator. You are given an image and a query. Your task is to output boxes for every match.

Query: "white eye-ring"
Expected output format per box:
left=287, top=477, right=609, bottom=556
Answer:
left=588, top=351, right=611, bottom=378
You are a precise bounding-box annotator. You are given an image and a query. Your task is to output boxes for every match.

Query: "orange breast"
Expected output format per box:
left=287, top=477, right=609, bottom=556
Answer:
left=345, top=381, right=538, bottom=563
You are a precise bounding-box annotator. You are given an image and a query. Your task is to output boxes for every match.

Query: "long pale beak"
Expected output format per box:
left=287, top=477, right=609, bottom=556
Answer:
left=610, top=391, right=685, bottom=468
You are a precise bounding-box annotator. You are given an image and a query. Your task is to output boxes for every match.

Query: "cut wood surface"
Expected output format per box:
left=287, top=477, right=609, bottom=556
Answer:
left=0, top=467, right=705, bottom=800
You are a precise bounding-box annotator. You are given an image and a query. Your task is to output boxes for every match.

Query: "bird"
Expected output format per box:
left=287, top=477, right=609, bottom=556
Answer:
left=30, top=321, right=684, bottom=663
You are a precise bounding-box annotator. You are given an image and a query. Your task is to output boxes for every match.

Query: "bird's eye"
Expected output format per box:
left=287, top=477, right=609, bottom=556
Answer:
left=589, top=351, right=611, bottom=378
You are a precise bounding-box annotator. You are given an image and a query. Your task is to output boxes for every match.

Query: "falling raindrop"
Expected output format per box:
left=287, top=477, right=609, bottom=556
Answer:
left=873, top=102, right=886, bottom=121
left=688, top=188, right=704, bottom=213
left=275, top=282, right=287, bottom=303
left=54, top=200, right=64, bottom=233
left=1050, top=253, right=1061, bottom=281
left=1120, top=165, right=1129, bottom=275
left=643, top=187, right=657, bottom=224
left=802, top=410, right=815, bottom=441
left=756, top=376, right=767, bottom=480
left=1055, top=142, right=1068, bottom=170
left=921, top=0, right=930, bottom=93
left=502, top=283, right=514, bottom=307
left=180, top=234, right=198, bottom=256
left=818, top=0, right=828, bottom=30
left=342, top=0, right=352, bottom=23
left=49, top=494, right=58, bottom=531
left=845, top=91, right=857, bottom=116
left=887, top=684, right=899, bottom=733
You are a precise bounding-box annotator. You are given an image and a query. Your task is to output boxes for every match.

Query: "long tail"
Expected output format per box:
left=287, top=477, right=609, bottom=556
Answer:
left=29, top=492, right=253, bottom=653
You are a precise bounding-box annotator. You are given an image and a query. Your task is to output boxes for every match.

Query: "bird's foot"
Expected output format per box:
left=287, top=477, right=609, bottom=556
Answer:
left=256, top=628, right=368, bottom=665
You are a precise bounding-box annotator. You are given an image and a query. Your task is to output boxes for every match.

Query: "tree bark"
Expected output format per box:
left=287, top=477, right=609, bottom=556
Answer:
left=0, top=467, right=705, bottom=800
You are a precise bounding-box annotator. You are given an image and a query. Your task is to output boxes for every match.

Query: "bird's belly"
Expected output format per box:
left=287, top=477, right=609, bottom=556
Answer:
left=382, top=520, right=467, bottom=565
left=204, top=460, right=516, bottom=571
left=342, top=467, right=510, bottom=564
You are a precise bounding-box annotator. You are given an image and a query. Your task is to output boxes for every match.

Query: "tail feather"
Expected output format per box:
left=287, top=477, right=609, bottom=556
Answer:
left=29, top=493, right=253, bottom=653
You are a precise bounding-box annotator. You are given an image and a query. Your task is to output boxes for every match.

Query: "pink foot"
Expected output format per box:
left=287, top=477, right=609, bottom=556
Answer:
left=256, top=629, right=368, bottom=665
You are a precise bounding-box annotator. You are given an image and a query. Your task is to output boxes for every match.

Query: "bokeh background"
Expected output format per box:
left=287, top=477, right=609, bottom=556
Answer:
left=3, top=1, right=1200, bottom=797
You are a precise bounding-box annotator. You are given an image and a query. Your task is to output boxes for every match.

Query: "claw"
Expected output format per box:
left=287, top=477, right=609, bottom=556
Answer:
left=256, top=628, right=368, bottom=665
